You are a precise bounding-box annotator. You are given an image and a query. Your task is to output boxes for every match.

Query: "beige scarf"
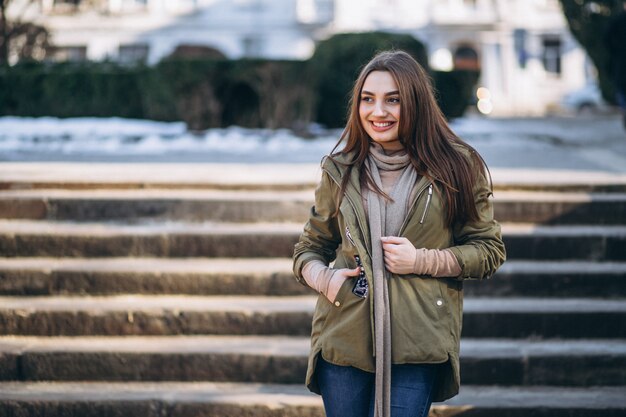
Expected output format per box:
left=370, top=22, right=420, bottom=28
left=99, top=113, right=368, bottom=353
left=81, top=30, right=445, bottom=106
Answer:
left=365, top=143, right=418, bottom=417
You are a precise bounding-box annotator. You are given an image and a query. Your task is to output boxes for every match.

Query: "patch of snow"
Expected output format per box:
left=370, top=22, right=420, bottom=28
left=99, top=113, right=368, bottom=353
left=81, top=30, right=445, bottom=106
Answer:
left=1, top=116, right=625, bottom=172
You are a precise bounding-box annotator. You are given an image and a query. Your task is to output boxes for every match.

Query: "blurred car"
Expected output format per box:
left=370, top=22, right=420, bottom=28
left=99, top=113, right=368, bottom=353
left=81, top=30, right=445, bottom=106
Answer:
left=560, top=83, right=610, bottom=114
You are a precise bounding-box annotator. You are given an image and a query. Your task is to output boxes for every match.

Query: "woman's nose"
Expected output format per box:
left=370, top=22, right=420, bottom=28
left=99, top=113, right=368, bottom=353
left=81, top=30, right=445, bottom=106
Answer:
left=372, top=101, right=387, bottom=116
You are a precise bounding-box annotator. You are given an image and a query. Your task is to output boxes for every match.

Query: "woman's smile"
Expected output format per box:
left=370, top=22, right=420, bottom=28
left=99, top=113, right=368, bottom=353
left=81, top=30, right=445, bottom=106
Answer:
left=369, top=120, right=396, bottom=132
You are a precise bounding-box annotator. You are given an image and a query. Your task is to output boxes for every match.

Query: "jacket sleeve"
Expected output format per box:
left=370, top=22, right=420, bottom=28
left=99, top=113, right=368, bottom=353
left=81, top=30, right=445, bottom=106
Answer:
left=292, top=170, right=342, bottom=286
left=448, top=170, right=506, bottom=280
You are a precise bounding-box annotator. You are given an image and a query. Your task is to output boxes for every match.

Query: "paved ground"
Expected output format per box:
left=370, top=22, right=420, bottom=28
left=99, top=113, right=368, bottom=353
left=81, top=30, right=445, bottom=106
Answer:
left=454, top=116, right=626, bottom=173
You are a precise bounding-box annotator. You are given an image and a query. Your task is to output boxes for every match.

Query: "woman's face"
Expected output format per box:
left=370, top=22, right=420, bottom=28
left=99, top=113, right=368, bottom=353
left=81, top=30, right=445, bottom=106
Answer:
left=359, top=70, right=402, bottom=151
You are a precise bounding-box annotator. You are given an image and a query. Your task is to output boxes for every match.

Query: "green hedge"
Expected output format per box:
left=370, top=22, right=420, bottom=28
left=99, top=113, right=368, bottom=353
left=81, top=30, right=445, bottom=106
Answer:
left=0, top=32, right=479, bottom=129
left=0, top=61, right=146, bottom=119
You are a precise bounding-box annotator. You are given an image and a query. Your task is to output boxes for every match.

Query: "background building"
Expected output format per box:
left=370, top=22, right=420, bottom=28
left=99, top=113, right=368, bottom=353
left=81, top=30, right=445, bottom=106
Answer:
left=9, top=0, right=594, bottom=116
left=13, top=0, right=334, bottom=63
left=333, top=0, right=592, bottom=116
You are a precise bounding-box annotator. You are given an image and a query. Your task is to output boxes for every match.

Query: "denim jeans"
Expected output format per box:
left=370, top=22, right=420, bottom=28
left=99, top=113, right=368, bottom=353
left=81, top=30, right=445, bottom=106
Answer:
left=316, top=356, right=438, bottom=417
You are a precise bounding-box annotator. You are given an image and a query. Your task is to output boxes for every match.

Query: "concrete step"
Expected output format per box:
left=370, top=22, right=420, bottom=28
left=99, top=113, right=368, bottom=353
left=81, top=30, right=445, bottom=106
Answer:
left=0, top=163, right=321, bottom=192
left=464, top=260, right=626, bottom=298
left=1, top=220, right=625, bottom=261
left=1, top=258, right=625, bottom=298
left=2, top=189, right=626, bottom=225
left=0, top=220, right=300, bottom=258
left=0, top=336, right=624, bottom=386
left=0, top=257, right=308, bottom=296
left=503, top=223, right=626, bottom=261
left=494, top=191, right=626, bottom=225
left=0, top=189, right=314, bottom=223
left=3, top=162, right=626, bottom=193
left=0, top=381, right=624, bottom=417
left=0, top=295, right=624, bottom=338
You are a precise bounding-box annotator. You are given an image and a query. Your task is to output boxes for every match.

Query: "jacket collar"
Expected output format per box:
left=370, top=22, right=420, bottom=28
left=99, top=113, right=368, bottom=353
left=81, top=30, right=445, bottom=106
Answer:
left=322, top=151, right=372, bottom=254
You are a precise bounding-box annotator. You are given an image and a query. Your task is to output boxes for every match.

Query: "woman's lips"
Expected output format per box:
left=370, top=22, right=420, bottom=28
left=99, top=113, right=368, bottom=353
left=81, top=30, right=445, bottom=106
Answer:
left=369, top=121, right=396, bottom=132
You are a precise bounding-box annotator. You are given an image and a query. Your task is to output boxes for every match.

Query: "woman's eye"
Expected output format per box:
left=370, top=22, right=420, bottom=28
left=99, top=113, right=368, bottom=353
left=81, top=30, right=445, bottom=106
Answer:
left=361, top=96, right=373, bottom=102
left=388, top=97, right=400, bottom=103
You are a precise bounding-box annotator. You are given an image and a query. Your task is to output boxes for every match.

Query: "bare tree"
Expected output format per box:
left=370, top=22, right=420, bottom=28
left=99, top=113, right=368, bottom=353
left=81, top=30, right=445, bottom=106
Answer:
left=0, top=0, right=9, bottom=62
left=0, top=0, right=50, bottom=64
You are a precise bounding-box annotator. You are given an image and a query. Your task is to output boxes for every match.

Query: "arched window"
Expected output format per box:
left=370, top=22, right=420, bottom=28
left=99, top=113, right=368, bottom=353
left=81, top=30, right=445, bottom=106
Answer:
left=453, top=45, right=480, bottom=71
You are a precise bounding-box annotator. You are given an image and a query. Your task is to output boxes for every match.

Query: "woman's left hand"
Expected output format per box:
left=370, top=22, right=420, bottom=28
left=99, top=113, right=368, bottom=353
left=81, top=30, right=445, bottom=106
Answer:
left=381, top=236, right=416, bottom=274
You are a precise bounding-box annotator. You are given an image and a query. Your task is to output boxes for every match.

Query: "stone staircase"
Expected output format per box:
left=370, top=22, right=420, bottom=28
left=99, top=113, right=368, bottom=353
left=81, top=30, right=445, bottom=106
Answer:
left=1, top=164, right=625, bottom=417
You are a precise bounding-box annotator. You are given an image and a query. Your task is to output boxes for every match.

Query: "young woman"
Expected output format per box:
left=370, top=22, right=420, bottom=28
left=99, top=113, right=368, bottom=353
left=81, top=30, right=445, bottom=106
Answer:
left=293, top=50, right=505, bottom=417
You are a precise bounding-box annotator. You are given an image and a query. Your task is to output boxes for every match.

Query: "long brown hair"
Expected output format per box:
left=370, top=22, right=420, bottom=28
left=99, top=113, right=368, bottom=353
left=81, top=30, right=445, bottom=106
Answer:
left=329, top=50, right=490, bottom=227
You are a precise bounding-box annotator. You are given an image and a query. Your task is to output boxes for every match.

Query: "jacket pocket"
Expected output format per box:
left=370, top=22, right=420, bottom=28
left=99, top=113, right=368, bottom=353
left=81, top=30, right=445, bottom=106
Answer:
left=330, top=277, right=354, bottom=308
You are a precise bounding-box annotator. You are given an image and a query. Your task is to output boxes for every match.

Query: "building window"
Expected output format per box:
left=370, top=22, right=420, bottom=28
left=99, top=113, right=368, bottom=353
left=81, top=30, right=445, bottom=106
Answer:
left=118, top=43, right=149, bottom=64
left=242, top=36, right=263, bottom=57
left=48, top=46, right=88, bottom=62
left=52, top=0, right=81, bottom=11
left=514, top=29, right=528, bottom=68
left=453, top=45, right=480, bottom=70
left=542, top=37, right=562, bottom=75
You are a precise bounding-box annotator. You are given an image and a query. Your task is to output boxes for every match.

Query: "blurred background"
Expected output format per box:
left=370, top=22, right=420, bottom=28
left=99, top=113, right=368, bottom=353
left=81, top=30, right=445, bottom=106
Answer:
left=0, top=0, right=625, bottom=164
left=1, top=2, right=626, bottom=416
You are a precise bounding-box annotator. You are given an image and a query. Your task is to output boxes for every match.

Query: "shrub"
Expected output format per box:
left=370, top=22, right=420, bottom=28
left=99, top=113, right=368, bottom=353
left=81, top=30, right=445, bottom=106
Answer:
left=0, top=61, right=145, bottom=118
left=153, top=58, right=311, bottom=129
left=0, top=33, right=478, bottom=128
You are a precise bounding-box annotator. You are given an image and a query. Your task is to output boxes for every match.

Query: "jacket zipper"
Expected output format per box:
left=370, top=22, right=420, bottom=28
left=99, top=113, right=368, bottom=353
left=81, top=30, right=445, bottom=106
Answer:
left=324, top=169, right=373, bottom=259
left=345, top=226, right=357, bottom=247
left=419, top=184, right=433, bottom=224
left=398, top=181, right=432, bottom=235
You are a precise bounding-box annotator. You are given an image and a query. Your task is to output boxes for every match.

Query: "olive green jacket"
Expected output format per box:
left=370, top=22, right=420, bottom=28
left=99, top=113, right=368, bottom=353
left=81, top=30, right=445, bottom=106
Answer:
left=292, top=151, right=506, bottom=402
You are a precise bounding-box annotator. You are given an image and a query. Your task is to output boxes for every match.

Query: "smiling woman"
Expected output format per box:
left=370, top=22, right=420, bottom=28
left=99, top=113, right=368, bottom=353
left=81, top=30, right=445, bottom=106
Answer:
left=292, top=50, right=506, bottom=417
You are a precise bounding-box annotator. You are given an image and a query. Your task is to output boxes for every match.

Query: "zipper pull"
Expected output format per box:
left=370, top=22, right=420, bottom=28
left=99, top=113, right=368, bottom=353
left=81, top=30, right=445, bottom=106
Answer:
left=419, top=185, right=433, bottom=224
left=345, top=226, right=357, bottom=247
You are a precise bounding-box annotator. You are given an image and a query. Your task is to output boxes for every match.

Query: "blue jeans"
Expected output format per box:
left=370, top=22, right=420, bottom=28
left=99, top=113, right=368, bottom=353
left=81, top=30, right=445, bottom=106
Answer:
left=316, top=356, right=438, bottom=417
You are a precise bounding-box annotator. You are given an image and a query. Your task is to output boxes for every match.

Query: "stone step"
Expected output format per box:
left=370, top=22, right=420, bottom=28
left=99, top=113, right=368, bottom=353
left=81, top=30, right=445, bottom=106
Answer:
left=3, top=162, right=626, bottom=193
left=465, top=260, right=626, bottom=298
left=0, top=163, right=321, bottom=192
left=2, top=189, right=626, bottom=225
left=0, top=336, right=624, bottom=386
left=0, top=189, right=313, bottom=224
left=494, top=191, right=626, bottom=225
left=0, top=295, right=624, bottom=338
left=1, top=258, right=625, bottom=298
left=1, top=220, right=625, bottom=261
left=0, top=257, right=308, bottom=296
left=0, top=381, right=624, bottom=417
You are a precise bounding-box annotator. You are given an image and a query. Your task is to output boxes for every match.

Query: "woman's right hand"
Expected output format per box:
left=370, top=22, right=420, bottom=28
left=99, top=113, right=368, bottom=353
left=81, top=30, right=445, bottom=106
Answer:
left=326, top=266, right=361, bottom=302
